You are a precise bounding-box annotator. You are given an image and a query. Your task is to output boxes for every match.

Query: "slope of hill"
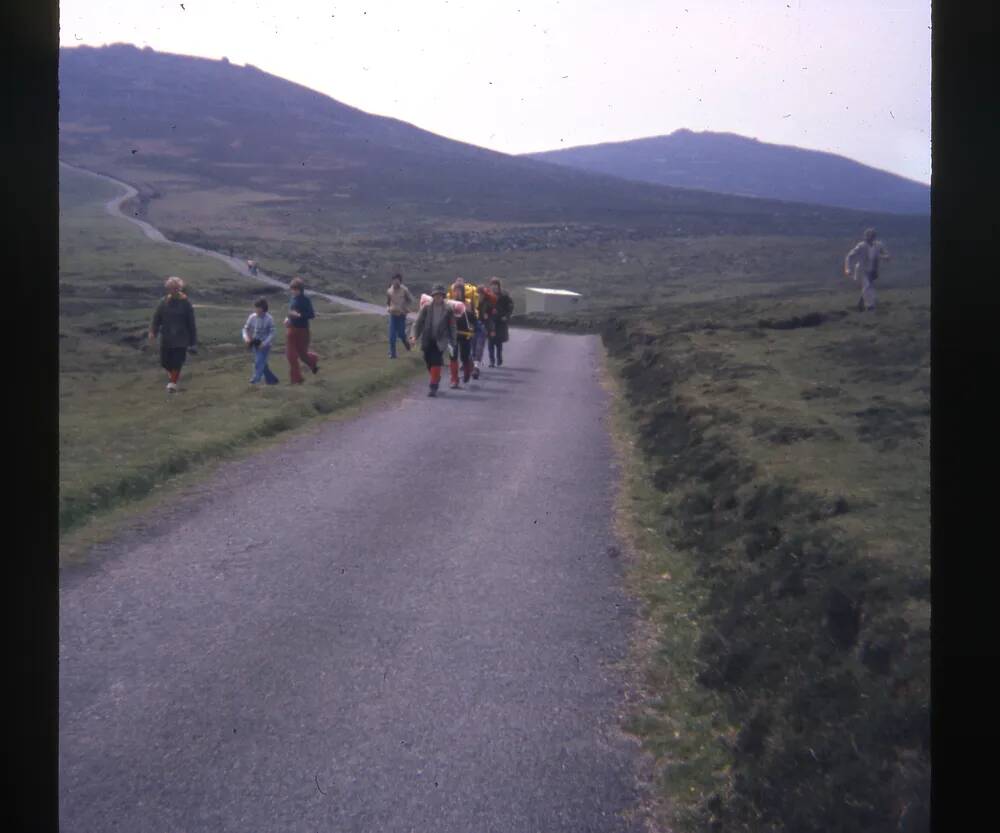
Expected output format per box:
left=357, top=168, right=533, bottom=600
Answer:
left=59, top=45, right=923, bottom=235
left=524, top=130, right=929, bottom=215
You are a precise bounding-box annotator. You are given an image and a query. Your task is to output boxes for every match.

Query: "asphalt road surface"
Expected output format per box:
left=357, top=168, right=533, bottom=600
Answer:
left=60, top=329, right=645, bottom=832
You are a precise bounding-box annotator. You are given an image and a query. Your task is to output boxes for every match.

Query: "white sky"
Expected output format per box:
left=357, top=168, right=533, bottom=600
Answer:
left=60, top=0, right=932, bottom=184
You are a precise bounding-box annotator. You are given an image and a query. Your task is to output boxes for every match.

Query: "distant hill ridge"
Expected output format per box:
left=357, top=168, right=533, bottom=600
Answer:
left=524, top=129, right=929, bottom=215
left=59, top=44, right=926, bottom=235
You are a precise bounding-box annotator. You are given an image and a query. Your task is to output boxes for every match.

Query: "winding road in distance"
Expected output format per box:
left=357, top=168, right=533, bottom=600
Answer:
left=59, top=161, right=646, bottom=832
left=60, top=161, right=386, bottom=315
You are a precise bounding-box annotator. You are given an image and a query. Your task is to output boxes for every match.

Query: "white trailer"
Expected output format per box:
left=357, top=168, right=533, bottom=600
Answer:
left=524, top=287, right=582, bottom=314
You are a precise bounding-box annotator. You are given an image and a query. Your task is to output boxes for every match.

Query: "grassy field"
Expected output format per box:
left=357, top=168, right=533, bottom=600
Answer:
left=602, top=286, right=929, bottom=832
left=60, top=156, right=929, bottom=831
left=59, top=166, right=423, bottom=549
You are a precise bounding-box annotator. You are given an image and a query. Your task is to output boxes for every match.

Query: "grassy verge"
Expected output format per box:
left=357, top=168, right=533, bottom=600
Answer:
left=603, top=289, right=929, bottom=832
left=60, top=165, right=423, bottom=551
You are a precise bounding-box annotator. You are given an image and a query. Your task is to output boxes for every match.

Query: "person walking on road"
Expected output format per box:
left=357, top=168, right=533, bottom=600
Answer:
left=447, top=276, right=479, bottom=386
left=477, top=282, right=498, bottom=372
left=284, top=277, right=320, bottom=383
left=148, top=275, right=197, bottom=393
left=471, top=282, right=492, bottom=379
left=845, top=227, right=891, bottom=312
left=386, top=273, right=414, bottom=359
left=242, top=297, right=279, bottom=385
left=486, top=277, right=514, bottom=367
left=411, top=284, right=457, bottom=397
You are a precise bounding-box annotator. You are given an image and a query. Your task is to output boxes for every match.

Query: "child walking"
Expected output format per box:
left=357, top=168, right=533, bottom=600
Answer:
left=411, top=284, right=457, bottom=397
left=242, top=297, right=279, bottom=385
left=284, top=277, right=320, bottom=383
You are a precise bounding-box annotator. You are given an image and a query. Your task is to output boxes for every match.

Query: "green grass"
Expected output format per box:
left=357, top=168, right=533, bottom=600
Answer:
left=603, top=289, right=929, bottom=832
left=60, top=154, right=931, bottom=830
left=59, top=165, right=423, bottom=546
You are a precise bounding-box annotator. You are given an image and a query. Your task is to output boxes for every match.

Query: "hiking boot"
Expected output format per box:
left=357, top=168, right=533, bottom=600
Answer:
left=450, top=382, right=461, bottom=389
left=166, top=382, right=178, bottom=392
left=428, top=385, right=438, bottom=397
left=472, top=367, right=480, bottom=379
left=311, top=363, right=319, bottom=374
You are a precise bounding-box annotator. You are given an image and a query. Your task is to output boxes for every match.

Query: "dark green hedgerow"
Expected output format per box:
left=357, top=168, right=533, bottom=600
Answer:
left=602, top=317, right=929, bottom=833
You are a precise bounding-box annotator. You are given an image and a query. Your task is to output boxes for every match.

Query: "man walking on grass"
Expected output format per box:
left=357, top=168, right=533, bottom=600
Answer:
left=845, top=227, right=890, bottom=312
left=386, top=273, right=414, bottom=358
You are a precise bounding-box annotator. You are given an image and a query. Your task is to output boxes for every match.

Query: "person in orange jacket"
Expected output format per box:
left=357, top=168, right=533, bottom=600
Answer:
left=446, top=276, right=479, bottom=387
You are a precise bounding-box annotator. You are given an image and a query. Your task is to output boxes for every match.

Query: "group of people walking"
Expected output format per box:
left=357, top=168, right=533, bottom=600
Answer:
left=405, top=274, right=514, bottom=397
left=148, top=226, right=882, bottom=394
left=147, top=275, right=320, bottom=392
left=147, top=271, right=513, bottom=397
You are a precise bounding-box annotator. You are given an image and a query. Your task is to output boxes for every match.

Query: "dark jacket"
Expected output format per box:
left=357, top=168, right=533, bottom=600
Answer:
left=493, top=291, right=514, bottom=344
left=287, top=292, right=315, bottom=329
left=412, top=301, right=457, bottom=353
left=150, top=294, right=197, bottom=348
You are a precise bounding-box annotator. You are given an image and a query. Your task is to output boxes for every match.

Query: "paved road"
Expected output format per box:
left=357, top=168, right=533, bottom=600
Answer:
left=59, top=161, right=387, bottom=315
left=60, top=329, right=644, bottom=832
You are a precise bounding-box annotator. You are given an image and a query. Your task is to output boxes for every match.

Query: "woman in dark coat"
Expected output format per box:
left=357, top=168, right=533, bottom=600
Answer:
left=148, top=275, right=197, bottom=392
left=486, top=277, right=513, bottom=367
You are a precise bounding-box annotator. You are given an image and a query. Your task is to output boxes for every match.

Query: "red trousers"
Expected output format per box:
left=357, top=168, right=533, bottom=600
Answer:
left=285, top=326, right=318, bottom=383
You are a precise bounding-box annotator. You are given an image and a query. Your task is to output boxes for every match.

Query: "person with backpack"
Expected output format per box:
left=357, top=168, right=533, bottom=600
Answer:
left=845, top=227, right=891, bottom=312
left=411, top=284, right=457, bottom=397
left=486, top=277, right=514, bottom=367
left=385, top=272, right=414, bottom=359
left=284, top=277, right=320, bottom=383
left=447, top=276, right=479, bottom=386
left=148, top=275, right=197, bottom=393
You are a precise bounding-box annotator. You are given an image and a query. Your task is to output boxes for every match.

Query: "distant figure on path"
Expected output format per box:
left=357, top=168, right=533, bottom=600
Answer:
left=242, top=297, right=279, bottom=385
left=845, top=227, right=890, bottom=312
left=386, top=273, right=414, bottom=359
left=486, top=277, right=514, bottom=367
left=447, top=276, right=479, bottom=386
left=284, top=277, right=319, bottom=383
left=247, top=260, right=259, bottom=276
left=411, top=284, right=456, bottom=398
left=148, top=276, right=197, bottom=393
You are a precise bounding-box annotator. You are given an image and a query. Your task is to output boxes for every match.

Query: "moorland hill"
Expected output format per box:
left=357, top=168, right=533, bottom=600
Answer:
left=525, top=129, right=930, bottom=215
left=60, top=45, right=924, bottom=237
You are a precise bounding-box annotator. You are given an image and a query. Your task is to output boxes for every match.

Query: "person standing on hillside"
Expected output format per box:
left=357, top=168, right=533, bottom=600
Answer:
left=386, top=273, right=414, bottom=359
left=447, top=276, right=479, bottom=386
left=486, top=277, right=514, bottom=367
left=148, top=275, right=197, bottom=393
left=845, top=227, right=891, bottom=312
left=411, top=284, right=457, bottom=397
left=242, top=297, right=279, bottom=385
left=284, top=277, right=320, bottom=383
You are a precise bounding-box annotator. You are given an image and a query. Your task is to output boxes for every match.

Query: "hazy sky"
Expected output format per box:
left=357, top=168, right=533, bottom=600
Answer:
left=60, top=0, right=931, bottom=184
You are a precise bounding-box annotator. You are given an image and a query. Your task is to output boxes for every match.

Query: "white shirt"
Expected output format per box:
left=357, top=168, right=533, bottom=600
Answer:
left=846, top=240, right=889, bottom=278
